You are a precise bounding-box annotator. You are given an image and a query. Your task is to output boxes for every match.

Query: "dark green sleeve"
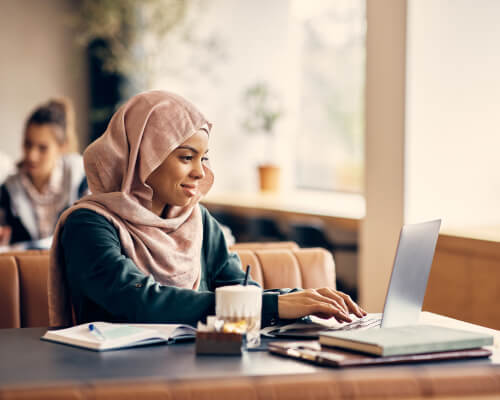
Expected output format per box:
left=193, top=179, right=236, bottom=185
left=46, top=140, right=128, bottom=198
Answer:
left=61, top=209, right=215, bottom=327
left=200, top=206, right=280, bottom=326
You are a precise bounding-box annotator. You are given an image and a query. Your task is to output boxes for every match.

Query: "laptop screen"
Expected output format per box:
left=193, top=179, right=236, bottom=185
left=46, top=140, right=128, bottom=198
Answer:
left=380, top=219, right=441, bottom=328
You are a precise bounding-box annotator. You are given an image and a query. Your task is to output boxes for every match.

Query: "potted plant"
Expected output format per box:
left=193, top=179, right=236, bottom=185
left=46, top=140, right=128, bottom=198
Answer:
left=71, top=0, right=222, bottom=93
left=241, top=81, right=283, bottom=192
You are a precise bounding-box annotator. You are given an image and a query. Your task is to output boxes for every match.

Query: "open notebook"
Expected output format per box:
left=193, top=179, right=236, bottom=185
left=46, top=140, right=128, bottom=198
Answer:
left=41, top=322, right=196, bottom=351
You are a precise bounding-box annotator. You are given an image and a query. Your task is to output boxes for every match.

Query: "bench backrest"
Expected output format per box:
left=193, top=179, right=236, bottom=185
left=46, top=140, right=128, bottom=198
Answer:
left=0, top=245, right=335, bottom=328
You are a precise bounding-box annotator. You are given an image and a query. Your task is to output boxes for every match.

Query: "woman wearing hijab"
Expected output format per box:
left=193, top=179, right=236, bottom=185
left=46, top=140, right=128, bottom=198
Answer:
left=0, top=98, right=87, bottom=247
left=48, top=90, right=365, bottom=328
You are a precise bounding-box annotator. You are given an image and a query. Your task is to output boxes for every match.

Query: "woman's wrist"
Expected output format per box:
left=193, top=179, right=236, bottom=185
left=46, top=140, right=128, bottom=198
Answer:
left=261, top=292, right=280, bottom=327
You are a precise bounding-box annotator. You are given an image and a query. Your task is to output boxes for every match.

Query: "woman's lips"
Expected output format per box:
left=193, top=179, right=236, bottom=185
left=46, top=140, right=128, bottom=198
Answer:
left=181, top=184, right=198, bottom=197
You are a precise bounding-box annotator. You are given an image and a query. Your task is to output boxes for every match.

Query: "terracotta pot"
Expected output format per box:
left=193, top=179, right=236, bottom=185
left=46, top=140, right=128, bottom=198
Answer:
left=258, top=164, right=281, bottom=192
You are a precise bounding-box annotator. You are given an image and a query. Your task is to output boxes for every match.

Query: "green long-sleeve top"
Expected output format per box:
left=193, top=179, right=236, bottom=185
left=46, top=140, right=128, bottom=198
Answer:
left=61, top=206, right=282, bottom=327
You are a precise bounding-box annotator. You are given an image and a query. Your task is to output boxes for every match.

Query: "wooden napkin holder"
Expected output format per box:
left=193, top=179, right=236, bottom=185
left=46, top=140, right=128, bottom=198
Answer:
left=195, top=331, right=245, bottom=355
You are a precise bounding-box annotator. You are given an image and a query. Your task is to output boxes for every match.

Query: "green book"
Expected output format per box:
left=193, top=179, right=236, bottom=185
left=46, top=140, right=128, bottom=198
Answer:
left=318, top=325, right=494, bottom=357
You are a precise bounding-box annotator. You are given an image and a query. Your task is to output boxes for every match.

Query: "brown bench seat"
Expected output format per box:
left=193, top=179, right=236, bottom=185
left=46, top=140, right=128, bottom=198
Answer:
left=0, top=244, right=335, bottom=328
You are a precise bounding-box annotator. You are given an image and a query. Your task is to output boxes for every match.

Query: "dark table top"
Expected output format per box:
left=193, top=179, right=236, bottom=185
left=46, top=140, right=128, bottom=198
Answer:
left=0, top=327, right=497, bottom=388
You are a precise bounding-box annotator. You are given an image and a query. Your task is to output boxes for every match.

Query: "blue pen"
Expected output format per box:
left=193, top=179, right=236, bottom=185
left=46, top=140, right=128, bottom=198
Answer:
left=88, top=323, right=106, bottom=341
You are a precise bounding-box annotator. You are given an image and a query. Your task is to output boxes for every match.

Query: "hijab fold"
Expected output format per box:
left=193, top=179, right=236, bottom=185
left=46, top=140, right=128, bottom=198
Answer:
left=48, top=90, right=214, bottom=326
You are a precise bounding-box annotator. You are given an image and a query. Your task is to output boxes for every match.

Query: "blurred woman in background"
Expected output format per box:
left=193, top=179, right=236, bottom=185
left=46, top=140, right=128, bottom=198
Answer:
left=0, top=98, right=87, bottom=247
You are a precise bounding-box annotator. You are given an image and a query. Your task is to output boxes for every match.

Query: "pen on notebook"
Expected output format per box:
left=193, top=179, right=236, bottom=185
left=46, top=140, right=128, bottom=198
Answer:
left=243, top=265, right=251, bottom=286
left=88, top=323, right=106, bottom=341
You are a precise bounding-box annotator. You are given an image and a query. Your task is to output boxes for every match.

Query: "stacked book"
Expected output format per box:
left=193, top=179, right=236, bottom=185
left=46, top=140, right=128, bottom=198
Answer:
left=269, top=325, right=494, bottom=368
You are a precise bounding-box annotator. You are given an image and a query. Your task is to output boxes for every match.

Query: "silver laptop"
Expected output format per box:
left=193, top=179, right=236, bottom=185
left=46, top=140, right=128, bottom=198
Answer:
left=379, top=219, right=442, bottom=327
left=267, top=219, right=442, bottom=337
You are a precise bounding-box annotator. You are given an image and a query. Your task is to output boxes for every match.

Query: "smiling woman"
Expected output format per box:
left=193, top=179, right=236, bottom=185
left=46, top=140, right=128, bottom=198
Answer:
left=47, top=90, right=364, bottom=329
left=146, top=130, right=210, bottom=215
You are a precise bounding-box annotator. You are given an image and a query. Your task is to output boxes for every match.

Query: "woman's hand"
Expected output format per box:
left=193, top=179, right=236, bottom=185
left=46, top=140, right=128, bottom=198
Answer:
left=0, top=225, right=12, bottom=246
left=278, top=288, right=367, bottom=323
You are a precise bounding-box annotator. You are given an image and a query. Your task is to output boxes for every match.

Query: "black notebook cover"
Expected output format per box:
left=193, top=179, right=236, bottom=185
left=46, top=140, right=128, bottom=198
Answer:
left=268, top=340, right=492, bottom=368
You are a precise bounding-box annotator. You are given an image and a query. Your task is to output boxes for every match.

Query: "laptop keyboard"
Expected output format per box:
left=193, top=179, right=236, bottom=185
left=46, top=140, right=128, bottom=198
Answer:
left=339, top=315, right=382, bottom=330
left=261, top=314, right=383, bottom=338
left=308, top=313, right=382, bottom=331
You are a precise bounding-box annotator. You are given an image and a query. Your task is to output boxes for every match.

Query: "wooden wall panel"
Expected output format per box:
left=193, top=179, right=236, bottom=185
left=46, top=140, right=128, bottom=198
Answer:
left=423, top=235, right=500, bottom=330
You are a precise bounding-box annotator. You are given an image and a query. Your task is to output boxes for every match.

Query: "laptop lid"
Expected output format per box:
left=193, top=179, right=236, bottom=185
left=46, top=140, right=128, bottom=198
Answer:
left=380, top=219, right=441, bottom=328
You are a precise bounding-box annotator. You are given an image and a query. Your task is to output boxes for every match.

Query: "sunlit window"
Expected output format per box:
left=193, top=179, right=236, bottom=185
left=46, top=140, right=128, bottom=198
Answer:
left=292, top=0, right=365, bottom=193
left=140, top=0, right=366, bottom=194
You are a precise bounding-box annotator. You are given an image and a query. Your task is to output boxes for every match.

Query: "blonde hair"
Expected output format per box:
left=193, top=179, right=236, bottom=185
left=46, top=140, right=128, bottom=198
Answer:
left=25, top=97, right=79, bottom=153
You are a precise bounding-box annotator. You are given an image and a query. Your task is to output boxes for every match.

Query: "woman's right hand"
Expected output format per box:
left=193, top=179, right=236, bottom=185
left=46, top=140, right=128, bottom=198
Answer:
left=277, top=288, right=367, bottom=323
left=0, top=225, right=12, bottom=246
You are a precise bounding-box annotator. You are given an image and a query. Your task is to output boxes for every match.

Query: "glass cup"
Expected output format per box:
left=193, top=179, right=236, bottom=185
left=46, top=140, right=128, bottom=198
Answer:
left=215, top=285, right=262, bottom=348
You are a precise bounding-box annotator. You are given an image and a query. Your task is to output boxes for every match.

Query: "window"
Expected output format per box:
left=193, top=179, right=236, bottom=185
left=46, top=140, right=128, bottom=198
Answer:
left=293, top=0, right=365, bottom=193
left=149, top=0, right=366, bottom=194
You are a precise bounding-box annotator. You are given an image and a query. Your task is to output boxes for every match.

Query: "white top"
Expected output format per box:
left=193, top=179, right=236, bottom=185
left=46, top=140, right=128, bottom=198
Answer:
left=0, top=152, right=14, bottom=184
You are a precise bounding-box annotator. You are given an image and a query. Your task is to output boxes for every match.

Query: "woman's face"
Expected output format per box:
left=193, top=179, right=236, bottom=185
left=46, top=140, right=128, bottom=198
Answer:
left=23, top=123, right=64, bottom=181
left=146, top=130, right=209, bottom=216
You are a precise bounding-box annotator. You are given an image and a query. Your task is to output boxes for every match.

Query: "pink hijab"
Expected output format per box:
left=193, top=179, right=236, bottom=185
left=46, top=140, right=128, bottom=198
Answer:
left=48, top=90, right=214, bottom=326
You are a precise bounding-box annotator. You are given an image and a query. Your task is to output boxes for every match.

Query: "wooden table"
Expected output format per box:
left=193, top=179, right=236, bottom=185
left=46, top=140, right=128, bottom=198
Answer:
left=0, top=313, right=499, bottom=399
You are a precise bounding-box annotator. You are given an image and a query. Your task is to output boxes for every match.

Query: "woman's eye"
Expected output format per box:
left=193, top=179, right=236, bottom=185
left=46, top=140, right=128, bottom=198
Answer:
left=179, top=154, right=208, bottom=162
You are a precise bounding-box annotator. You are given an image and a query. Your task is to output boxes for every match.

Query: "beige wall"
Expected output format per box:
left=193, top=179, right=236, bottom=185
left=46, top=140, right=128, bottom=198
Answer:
left=405, top=0, right=500, bottom=228
left=360, top=0, right=407, bottom=311
left=0, top=0, right=88, bottom=162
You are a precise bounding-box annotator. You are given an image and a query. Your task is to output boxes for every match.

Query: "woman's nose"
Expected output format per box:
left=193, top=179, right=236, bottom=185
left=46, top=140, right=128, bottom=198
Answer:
left=25, top=148, right=38, bottom=162
left=191, top=160, right=206, bottom=179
